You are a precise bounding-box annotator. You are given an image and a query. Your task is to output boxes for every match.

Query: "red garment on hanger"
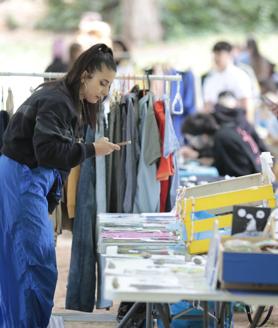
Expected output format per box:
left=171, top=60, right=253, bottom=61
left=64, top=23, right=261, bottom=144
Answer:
left=153, top=100, right=174, bottom=212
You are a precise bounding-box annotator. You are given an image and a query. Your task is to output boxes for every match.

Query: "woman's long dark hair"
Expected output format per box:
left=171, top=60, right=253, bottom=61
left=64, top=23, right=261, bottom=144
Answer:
left=65, top=43, right=117, bottom=127
left=38, top=43, right=116, bottom=128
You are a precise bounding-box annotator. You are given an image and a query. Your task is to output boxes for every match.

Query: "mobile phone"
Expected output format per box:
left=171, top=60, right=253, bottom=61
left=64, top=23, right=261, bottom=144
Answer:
left=261, top=95, right=277, bottom=107
left=116, top=140, right=132, bottom=146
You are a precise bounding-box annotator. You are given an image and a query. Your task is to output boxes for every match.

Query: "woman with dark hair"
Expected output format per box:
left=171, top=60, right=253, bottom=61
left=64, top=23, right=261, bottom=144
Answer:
left=0, top=43, right=120, bottom=327
left=246, top=38, right=274, bottom=83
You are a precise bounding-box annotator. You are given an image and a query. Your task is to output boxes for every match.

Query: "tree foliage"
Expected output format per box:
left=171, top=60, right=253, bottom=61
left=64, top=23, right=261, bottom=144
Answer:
left=37, top=0, right=278, bottom=37
left=160, top=0, right=278, bottom=38
left=36, top=0, right=120, bottom=32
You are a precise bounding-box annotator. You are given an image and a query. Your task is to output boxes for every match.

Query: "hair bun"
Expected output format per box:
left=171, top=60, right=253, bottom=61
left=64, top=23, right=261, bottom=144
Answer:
left=97, top=44, right=113, bottom=56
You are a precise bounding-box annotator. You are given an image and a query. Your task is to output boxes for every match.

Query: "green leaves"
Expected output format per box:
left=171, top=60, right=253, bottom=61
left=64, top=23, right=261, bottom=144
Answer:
left=160, top=0, right=278, bottom=39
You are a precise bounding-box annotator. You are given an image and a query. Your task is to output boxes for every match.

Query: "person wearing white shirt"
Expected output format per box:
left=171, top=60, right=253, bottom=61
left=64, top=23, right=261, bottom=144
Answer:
left=203, top=41, right=254, bottom=122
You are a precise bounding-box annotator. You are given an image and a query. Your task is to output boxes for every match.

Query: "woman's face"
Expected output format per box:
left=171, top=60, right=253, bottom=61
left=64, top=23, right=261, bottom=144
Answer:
left=80, top=64, right=116, bottom=103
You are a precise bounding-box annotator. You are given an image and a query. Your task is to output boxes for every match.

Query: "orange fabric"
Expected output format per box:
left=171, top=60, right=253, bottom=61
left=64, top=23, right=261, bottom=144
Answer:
left=153, top=101, right=174, bottom=212
left=153, top=101, right=174, bottom=181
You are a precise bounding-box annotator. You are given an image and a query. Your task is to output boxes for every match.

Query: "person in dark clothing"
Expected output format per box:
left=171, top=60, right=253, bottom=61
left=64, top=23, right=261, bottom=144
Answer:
left=214, top=91, right=268, bottom=153
left=68, top=42, right=83, bottom=70
left=182, top=110, right=263, bottom=177
left=0, top=43, right=120, bottom=328
left=45, top=38, right=68, bottom=75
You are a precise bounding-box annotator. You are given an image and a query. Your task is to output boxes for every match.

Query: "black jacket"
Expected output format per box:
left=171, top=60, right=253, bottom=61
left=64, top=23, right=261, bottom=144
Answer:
left=1, top=81, right=95, bottom=211
left=213, top=126, right=261, bottom=177
left=213, top=104, right=268, bottom=153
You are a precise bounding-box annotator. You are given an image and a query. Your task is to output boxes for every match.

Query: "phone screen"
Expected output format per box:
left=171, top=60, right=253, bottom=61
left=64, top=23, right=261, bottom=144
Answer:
left=262, top=95, right=276, bottom=107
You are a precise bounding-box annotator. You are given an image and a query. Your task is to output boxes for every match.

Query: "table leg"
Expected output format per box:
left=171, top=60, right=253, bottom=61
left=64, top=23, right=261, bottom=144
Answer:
left=249, top=306, right=265, bottom=328
left=217, top=302, right=226, bottom=328
left=203, top=301, right=209, bottom=328
left=146, top=303, right=153, bottom=328
left=117, top=302, right=142, bottom=328
left=156, top=303, right=170, bottom=328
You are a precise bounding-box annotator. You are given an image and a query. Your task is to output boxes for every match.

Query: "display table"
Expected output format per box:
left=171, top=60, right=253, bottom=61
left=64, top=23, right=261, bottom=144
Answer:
left=105, top=257, right=278, bottom=328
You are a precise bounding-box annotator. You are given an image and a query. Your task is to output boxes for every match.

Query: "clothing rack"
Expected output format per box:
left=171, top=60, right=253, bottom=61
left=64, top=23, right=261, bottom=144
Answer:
left=0, top=72, right=181, bottom=81
left=0, top=72, right=183, bottom=115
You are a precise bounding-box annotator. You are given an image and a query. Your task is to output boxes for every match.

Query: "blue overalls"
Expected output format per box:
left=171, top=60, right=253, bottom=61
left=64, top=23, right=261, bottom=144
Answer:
left=0, top=154, right=60, bottom=328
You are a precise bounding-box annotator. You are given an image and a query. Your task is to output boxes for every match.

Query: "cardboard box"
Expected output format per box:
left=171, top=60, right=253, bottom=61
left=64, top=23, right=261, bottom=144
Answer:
left=218, top=237, right=278, bottom=291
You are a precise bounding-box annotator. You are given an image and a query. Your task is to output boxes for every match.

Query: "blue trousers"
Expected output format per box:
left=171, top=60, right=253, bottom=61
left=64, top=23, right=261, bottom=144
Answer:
left=0, top=155, right=58, bottom=328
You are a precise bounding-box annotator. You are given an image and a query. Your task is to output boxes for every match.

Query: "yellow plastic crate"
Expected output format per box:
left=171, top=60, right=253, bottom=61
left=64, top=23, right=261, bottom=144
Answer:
left=177, top=173, right=276, bottom=255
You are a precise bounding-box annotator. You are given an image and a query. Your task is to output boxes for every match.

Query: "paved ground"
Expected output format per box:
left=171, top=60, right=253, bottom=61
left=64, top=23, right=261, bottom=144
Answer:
left=53, top=230, right=119, bottom=327
left=53, top=231, right=278, bottom=327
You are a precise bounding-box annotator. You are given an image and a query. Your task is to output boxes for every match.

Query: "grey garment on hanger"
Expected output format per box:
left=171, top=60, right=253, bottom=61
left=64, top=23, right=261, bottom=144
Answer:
left=163, top=97, right=180, bottom=157
left=163, top=97, right=180, bottom=209
left=123, top=93, right=140, bottom=213
left=66, top=126, right=97, bottom=312
left=95, top=109, right=107, bottom=214
left=133, top=92, right=161, bottom=213
left=143, top=94, right=161, bottom=166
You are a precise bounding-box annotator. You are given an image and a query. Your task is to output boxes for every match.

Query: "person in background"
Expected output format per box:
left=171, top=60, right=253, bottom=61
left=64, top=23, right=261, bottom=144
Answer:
left=0, top=43, right=120, bottom=328
left=45, top=38, right=68, bottom=74
left=181, top=91, right=266, bottom=177
left=68, top=42, right=83, bottom=70
left=112, top=38, right=135, bottom=93
left=77, top=12, right=112, bottom=50
left=203, top=41, right=254, bottom=122
left=246, top=37, right=275, bottom=85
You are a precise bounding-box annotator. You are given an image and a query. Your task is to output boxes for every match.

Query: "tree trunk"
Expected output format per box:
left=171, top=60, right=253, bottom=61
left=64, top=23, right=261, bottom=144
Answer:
left=121, top=0, right=163, bottom=45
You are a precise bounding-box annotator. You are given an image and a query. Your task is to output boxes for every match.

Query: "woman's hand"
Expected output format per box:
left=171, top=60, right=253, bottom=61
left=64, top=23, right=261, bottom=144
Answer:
left=93, top=137, right=120, bottom=156
left=179, top=145, right=199, bottom=159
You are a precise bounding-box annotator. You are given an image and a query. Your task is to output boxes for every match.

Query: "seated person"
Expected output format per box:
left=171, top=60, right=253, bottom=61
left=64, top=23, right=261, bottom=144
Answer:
left=214, top=91, right=268, bottom=153
left=181, top=110, right=263, bottom=177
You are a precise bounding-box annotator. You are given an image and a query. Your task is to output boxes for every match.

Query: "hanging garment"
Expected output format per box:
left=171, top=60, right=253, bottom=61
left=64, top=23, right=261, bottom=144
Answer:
left=0, top=155, right=59, bottom=328
left=154, top=100, right=175, bottom=212
left=95, top=109, right=107, bottom=214
left=95, top=109, right=112, bottom=309
left=0, top=110, right=10, bottom=151
left=106, top=104, right=116, bottom=211
left=96, top=253, right=112, bottom=309
left=106, top=101, right=122, bottom=212
left=66, top=165, right=81, bottom=219
left=123, top=93, right=140, bottom=213
left=163, top=96, right=180, bottom=158
left=163, top=97, right=180, bottom=209
left=66, top=127, right=97, bottom=312
left=133, top=92, right=161, bottom=213
left=169, top=70, right=196, bottom=144
left=117, top=98, right=128, bottom=212
left=154, top=100, right=174, bottom=181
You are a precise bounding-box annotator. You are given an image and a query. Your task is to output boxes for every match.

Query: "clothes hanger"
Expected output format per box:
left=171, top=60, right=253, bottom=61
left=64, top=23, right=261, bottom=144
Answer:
left=171, top=76, right=183, bottom=115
